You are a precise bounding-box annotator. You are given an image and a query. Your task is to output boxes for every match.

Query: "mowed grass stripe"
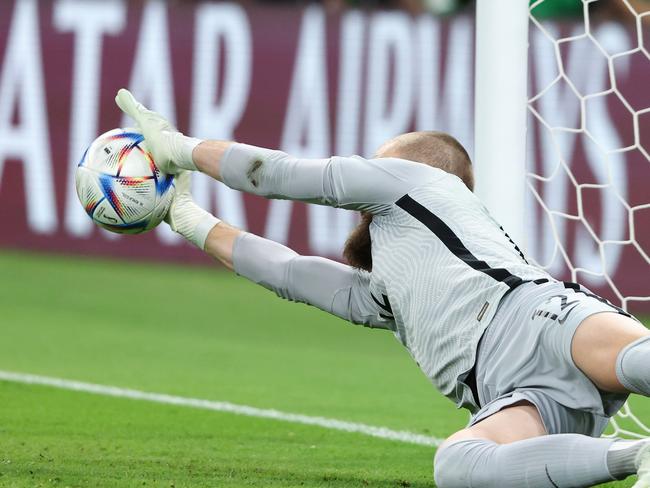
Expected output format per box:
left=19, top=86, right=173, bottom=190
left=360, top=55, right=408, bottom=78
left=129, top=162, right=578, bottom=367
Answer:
left=0, top=250, right=461, bottom=435
left=1, top=381, right=438, bottom=488
left=0, top=370, right=443, bottom=447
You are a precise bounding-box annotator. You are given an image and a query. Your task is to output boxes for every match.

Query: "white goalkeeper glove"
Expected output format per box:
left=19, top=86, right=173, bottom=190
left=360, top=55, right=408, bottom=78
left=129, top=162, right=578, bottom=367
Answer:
left=166, top=171, right=221, bottom=250
left=115, top=88, right=201, bottom=174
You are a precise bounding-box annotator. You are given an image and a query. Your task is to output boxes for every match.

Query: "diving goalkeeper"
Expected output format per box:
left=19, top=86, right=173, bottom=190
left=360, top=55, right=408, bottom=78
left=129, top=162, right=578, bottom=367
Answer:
left=116, top=88, right=650, bottom=488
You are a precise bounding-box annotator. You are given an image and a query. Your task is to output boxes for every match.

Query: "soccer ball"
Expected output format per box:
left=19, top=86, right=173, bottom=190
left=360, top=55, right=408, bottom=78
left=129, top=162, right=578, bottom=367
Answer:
left=75, top=128, right=175, bottom=234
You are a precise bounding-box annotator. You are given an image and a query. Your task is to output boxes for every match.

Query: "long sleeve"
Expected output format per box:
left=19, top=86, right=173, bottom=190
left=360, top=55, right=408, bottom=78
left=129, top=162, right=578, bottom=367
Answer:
left=220, top=143, right=442, bottom=215
left=232, top=232, right=394, bottom=330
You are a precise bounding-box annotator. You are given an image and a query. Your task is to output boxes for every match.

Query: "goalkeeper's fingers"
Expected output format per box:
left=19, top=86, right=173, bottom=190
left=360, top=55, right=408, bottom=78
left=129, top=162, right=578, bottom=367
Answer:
left=116, top=88, right=179, bottom=134
left=115, top=88, right=145, bottom=125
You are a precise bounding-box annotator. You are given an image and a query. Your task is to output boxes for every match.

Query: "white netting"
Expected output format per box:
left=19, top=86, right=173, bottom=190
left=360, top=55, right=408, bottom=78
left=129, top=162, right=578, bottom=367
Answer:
left=527, top=0, right=650, bottom=438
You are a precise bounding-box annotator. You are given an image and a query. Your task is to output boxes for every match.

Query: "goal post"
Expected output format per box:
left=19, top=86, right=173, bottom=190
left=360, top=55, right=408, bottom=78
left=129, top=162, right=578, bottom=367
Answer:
left=474, top=0, right=530, bottom=251
left=475, top=0, right=650, bottom=439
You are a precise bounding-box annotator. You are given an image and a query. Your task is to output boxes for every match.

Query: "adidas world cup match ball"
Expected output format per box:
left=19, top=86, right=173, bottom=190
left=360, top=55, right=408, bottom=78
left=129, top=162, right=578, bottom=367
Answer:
left=75, top=128, right=175, bottom=234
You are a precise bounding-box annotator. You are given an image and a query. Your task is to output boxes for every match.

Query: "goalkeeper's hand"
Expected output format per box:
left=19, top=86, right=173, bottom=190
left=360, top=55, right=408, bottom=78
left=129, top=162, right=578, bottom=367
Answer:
left=165, top=171, right=221, bottom=250
left=115, top=88, right=202, bottom=175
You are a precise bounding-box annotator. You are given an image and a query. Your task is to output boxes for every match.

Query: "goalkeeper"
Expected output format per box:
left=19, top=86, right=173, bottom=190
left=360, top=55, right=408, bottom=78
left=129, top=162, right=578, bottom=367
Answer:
left=116, top=89, right=650, bottom=488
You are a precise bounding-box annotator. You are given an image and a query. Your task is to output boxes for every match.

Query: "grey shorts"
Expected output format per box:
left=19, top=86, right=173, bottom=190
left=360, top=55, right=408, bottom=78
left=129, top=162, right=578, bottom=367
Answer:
left=468, top=280, right=630, bottom=437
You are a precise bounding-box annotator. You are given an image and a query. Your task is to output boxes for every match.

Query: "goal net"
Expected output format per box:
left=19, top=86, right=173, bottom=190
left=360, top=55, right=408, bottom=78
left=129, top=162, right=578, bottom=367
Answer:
left=527, top=0, right=650, bottom=438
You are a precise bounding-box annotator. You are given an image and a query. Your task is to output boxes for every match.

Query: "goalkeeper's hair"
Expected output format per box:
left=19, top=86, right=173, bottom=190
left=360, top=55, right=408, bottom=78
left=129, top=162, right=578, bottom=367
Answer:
left=374, top=130, right=474, bottom=191
left=343, top=131, right=474, bottom=272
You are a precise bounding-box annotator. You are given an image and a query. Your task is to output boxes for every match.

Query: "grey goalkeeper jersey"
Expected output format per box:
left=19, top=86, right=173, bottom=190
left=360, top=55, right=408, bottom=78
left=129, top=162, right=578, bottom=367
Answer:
left=221, top=143, right=551, bottom=408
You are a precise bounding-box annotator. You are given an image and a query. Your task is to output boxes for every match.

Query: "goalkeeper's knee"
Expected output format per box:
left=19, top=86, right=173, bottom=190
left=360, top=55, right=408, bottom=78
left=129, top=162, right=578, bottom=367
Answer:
left=433, top=439, right=498, bottom=488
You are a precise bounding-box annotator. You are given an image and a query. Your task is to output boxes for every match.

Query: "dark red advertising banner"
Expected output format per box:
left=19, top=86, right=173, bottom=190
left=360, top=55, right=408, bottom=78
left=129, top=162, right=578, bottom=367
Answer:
left=0, top=0, right=647, bottom=310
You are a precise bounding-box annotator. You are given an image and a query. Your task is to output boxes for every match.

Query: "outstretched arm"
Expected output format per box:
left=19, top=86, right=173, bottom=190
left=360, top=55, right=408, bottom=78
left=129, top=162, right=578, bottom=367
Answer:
left=193, top=141, right=440, bottom=215
left=191, top=140, right=232, bottom=181
left=204, top=221, right=392, bottom=329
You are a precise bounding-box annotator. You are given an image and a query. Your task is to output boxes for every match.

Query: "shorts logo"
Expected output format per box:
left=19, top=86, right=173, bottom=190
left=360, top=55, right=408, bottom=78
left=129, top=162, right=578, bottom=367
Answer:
left=531, top=295, right=580, bottom=324
left=531, top=282, right=631, bottom=324
left=558, top=303, right=580, bottom=324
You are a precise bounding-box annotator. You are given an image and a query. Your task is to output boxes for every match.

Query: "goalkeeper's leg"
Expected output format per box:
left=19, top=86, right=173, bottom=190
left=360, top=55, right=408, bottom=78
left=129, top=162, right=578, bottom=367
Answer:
left=433, top=402, right=649, bottom=488
left=571, top=312, right=650, bottom=395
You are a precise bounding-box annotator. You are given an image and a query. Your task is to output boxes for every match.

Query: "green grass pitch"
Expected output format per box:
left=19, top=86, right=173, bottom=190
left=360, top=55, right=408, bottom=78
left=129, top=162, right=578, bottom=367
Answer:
left=0, top=250, right=647, bottom=487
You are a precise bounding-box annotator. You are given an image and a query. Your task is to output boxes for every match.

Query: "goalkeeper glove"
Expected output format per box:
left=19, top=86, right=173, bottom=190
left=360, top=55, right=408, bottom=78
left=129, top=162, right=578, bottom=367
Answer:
left=165, top=171, right=221, bottom=250
left=115, top=88, right=201, bottom=174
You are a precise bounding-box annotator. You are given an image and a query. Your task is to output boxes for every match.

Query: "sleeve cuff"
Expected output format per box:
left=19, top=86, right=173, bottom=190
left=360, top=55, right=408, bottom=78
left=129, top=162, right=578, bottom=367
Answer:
left=193, top=214, right=221, bottom=250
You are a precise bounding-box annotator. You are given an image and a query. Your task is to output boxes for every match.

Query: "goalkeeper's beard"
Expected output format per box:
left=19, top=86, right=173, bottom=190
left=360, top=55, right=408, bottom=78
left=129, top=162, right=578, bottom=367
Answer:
left=343, top=212, right=373, bottom=272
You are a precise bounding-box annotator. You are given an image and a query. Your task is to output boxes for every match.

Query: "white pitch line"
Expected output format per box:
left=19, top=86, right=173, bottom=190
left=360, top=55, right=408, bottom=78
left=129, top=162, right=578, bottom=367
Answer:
left=0, top=370, right=443, bottom=447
